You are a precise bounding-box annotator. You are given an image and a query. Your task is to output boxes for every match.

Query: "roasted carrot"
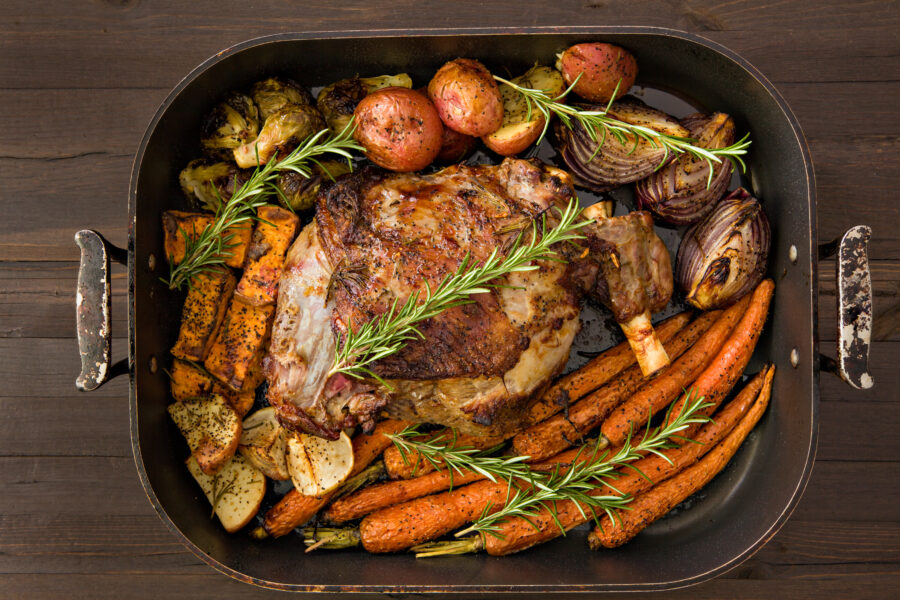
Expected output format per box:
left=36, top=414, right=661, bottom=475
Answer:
left=358, top=479, right=511, bottom=553
left=382, top=313, right=691, bottom=481
left=529, top=311, right=690, bottom=425
left=260, top=419, right=409, bottom=538
left=383, top=429, right=506, bottom=480
left=600, top=295, right=750, bottom=446
left=324, top=469, right=486, bottom=524
left=669, top=279, right=774, bottom=438
left=588, top=365, right=775, bottom=549
left=512, top=310, right=721, bottom=462
left=481, top=367, right=770, bottom=555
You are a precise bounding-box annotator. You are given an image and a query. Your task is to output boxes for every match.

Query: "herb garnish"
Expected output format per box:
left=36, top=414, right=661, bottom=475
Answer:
left=165, top=120, right=363, bottom=290
left=327, top=197, right=592, bottom=385
left=494, top=74, right=751, bottom=188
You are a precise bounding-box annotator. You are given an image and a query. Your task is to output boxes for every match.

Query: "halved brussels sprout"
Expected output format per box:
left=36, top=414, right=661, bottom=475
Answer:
left=317, top=74, right=413, bottom=133
left=200, top=92, right=259, bottom=158
left=251, top=77, right=315, bottom=120
left=275, top=159, right=352, bottom=211
left=233, top=103, right=327, bottom=168
left=179, top=159, right=250, bottom=212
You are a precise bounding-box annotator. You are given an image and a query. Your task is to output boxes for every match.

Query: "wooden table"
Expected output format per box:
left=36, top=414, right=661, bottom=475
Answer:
left=1, top=1, right=897, bottom=598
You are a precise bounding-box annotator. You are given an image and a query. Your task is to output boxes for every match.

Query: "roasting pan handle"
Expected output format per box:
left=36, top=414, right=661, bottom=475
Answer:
left=75, top=230, right=128, bottom=391
left=818, top=225, right=874, bottom=390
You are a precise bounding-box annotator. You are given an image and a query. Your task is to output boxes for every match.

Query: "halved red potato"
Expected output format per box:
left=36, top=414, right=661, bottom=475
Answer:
left=353, top=87, right=444, bottom=172
left=428, top=58, right=504, bottom=137
left=556, top=42, right=638, bottom=103
left=483, top=65, right=566, bottom=156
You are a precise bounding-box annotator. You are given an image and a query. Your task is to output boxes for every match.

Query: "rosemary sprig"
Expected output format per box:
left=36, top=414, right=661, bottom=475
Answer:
left=166, top=120, right=364, bottom=290
left=387, top=426, right=533, bottom=486
left=328, top=196, right=592, bottom=385
left=494, top=74, right=751, bottom=188
left=455, top=390, right=712, bottom=540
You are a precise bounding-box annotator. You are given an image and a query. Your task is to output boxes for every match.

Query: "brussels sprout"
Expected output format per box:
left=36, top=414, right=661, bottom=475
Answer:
left=233, top=103, right=327, bottom=168
left=251, top=77, right=315, bottom=120
left=178, top=159, right=250, bottom=212
left=200, top=92, right=259, bottom=158
left=317, top=74, right=413, bottom=133
left=275, top=159, right=352, bottom=211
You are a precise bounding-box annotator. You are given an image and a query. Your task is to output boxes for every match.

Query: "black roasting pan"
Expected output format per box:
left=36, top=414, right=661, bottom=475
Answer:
left=74, top=27, right=875, bottom=593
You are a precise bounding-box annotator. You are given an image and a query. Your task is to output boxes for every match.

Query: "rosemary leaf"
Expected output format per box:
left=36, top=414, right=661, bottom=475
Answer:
left=493, top=74, right=752, bottom=188
left=166, top=119, right=364, bottom=290
left=328, top=196, right=592, bottom=383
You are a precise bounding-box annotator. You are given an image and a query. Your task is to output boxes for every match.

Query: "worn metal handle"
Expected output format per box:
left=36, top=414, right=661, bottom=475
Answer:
left=818, top=225, right=874, bottom=390
left=75, top=230, right=128, bottom=391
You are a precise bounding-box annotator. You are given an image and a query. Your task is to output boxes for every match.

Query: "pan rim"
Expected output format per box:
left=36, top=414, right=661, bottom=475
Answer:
left=126, top=25, right=819, bottom=592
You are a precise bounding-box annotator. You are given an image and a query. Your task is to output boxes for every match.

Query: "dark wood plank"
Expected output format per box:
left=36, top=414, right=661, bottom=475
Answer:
left=2, top=0, right=897, bottom=89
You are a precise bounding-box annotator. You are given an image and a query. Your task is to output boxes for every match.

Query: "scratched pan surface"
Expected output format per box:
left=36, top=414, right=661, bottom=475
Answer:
left=127, top=28, right=816, bottom=593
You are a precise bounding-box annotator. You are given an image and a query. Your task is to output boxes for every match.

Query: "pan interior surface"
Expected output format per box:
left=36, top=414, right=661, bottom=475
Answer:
left=129, top=29, right=816, bottom=591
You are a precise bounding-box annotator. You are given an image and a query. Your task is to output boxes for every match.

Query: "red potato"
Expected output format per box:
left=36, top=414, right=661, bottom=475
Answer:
left=353, top=87, right=444, bottom=172
left=556, top=42, right=638, bottom=103
left=483, top=65, right=566, bottom=156
left=437, top=126, right=479, bottom=163
left=428, top=58, right=504, bottom=137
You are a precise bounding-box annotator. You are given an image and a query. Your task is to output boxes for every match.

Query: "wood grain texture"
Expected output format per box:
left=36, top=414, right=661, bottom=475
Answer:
left=0, top=0, right=897, bottom=597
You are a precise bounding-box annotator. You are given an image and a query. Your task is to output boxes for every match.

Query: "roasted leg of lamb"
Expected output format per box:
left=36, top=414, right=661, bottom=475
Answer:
left=265, top=158, right=673, bottom=439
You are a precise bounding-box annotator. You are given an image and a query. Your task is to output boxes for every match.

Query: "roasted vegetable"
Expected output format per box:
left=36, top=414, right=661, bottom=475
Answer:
left=233, top=102, right=326, bottom=168
left=169, top=359, right=214, bottom=402
left=170, top=267, right=236, bottom=362
left=676, top=188, right=771, bottom=310
left=168, top=393, right=242, bottom=475
left=556, top=42, right=637, bottom=103
left=436, top=126, right=478, bottom=163
left=635, top=113, right=736, bottom=225
left=428, top=58, right=504, bottom=137
left=317, top=74, right=413, bottom=134
left=234, top=205, right=300, bottom=305
left=286, top=430, right=355, bottom=496
left=161, top=210, right=252, bottom=269
left=200, top=92, right=259, bottom=159
left=554, top=98, right=689, bottom=192
left=178, top=159, right=250, bottom=212
left=186, top=454, right=266, bottom=533
left=483, top=65, right=566, bottom=156
left=353, top=87, right=444, bottom=171
left=251, top=77, right=315, bottom=119
left=239, top=407, right=290, bottom=481
left=203, top=298, right=275, bottom=391
left=275, top=159, right=351, bottom=211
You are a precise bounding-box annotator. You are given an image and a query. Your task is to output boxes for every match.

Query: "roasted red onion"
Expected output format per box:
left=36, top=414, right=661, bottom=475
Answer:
left=553, top=98, right=688, bottom=192
left=635, top=112, right=735, bottom=225
left=676, top=188, right=770, bottom=309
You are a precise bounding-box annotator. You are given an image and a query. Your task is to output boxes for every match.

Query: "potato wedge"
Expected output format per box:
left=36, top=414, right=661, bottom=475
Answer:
left=186, top=454, right=266, bottom=533
left=168, top=394, right=242, bottom=475
left=169, top=359, right=214, bottom=402
left=171, top=267, right=236, bottom=362
left=212, top=382, right=255, bottom=418
left=286, top=430, right=354, bottom=496
left=483, top=66, right=566, bottom=156
left=203, top=298, right=275, bottom=391
left=161, top=210, right=250, bottom=269
left=234, top=205, right=300, bottom=306
left=239, top=407, right=290, bottom=480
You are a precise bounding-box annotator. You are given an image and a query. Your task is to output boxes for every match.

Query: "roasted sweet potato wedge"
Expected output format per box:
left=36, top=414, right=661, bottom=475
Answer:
left=204, top=298, right=275, bottom=391
left=162, top=210, right=251, bottom=269
left=235, top=205, right=300, bottom=305
left=169, top=359, right=214, bottom=402
left=170, top=267, right=236, bottom=362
